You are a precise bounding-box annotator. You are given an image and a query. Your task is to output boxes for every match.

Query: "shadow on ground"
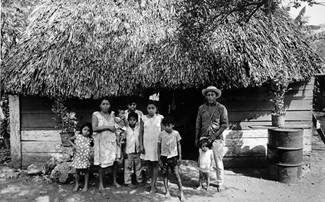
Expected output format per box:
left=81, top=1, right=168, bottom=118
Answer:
left=0, top=161, right=222, bottom=202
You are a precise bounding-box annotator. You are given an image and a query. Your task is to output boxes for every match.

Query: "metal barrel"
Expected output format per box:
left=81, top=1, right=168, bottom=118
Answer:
left=267, top=128, right=303, bottom=183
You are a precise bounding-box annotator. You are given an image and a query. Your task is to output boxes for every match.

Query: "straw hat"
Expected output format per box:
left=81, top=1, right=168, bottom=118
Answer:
left=202, top=86, right=222, bottom=98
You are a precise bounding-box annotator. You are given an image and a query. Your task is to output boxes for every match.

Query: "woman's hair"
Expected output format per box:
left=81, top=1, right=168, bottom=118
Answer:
left=99, top=97, right=110, bottom=105
left=79, top=123, right=93, bottom=136
left=99, top=96, right=112, bottom=113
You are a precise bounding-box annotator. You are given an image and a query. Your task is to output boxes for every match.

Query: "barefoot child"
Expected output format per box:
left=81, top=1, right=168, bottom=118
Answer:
left=69, top=123, right=93, bottom=192
left=124, top=112, right=142, bottom=188
left=197, top=138, right=214, bottom=191
left=158, top=116, right=185, bottom=201
left=139, top=101, right=163, bottom=193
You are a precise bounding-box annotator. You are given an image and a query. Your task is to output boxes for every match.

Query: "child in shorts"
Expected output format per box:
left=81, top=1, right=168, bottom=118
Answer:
left=158, top=116, right=185, bottom=201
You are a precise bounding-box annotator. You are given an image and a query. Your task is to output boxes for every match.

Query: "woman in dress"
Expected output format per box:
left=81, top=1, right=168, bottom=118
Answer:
left=92, top=97, right=120, bottom=191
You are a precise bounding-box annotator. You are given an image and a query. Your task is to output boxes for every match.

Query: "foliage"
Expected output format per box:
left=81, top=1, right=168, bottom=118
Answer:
left=269, top=70, right=290, bottom=115
left=309, top=31, right=325, bottom=61
left=0, top=0, right=322, bottom=99
left=51, top=99, right=78, bottom=133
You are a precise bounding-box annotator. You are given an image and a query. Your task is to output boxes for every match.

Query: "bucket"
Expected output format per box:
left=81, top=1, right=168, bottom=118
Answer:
left=267, top=128, right=303, bottom=183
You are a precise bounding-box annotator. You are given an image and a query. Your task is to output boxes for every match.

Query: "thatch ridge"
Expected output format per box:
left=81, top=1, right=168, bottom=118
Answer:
left=1, top=0, right=322, bottom=98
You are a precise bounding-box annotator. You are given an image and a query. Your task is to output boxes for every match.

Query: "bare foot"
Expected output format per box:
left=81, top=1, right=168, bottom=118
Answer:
left=180, top=192, right=186, bottom=202
left=149, top=187, right=157, bottom=194
left=82, top=186, right=88, bottom=192
left=165, top=191, right=171, bottom=198
left=127, top=184, right=136, bottom=189
left=99, top=185, right=105, bottom=192
left=195, top=186, right=202, bottom=191
left=216, top=185, right=222, bottom=192
left=73, top=185, right=79, bottom=192
left=114, top=182, right=121, bottom=188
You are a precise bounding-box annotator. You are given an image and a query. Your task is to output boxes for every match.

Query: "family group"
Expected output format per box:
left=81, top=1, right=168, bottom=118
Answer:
left=69, top=86, right=228, bottom=201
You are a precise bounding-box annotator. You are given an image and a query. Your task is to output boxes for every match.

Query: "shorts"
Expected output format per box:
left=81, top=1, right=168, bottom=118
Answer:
left=160, top=156, right=179, bottom=177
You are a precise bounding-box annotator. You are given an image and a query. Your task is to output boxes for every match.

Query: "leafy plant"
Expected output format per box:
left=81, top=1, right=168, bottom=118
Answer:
left=51, top=99, right=78, bottom=133
left=269, top=70, right=290, bottom=115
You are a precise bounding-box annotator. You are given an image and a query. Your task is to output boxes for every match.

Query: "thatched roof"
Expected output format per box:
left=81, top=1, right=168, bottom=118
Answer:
left=1, top=0, right=322, bottom=99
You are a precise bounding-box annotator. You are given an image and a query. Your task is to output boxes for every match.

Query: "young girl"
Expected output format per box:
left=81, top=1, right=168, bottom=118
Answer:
left=70, top=123, right=93, bottom=192
left=197, top=138, right=214, bottom=191
left=140, top=101, right=163, bottom=193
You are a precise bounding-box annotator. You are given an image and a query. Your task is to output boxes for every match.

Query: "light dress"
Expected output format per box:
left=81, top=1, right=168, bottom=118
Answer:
left=199, top=149, right=214, bottom=173
left=71, top=133, right=91, bottom=169
left=140, top=114, right=164, bottom=161
left=93, top=111, right=117, bottom=168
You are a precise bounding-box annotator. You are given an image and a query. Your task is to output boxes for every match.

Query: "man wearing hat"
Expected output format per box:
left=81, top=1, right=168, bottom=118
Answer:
left=195, top=86, right=228, bottom=191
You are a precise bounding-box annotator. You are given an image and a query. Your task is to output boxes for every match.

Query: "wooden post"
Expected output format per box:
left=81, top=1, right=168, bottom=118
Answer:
left=9, top=95, right=21, bottom=168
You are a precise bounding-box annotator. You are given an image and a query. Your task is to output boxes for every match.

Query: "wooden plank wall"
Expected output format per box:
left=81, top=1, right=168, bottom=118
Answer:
left=21, top=130, right=61, bottom=167
left=19, top=79, right=314, bottom=168
left=221, top=79, right=314, bottom=129
left=219, top=79, right=314, bottom=167
left=19, top=96, right=147, bottom=167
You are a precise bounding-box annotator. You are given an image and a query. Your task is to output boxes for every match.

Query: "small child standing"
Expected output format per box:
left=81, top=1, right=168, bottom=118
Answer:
left=69, top=123, right=93, bottom=192
left=140, top=101, right=163, bottom=193
left=158, top=116, right=185, bottom=201
left=124, top=112, right=142, bottom=188
left=197, top=138, right=214, bottom=191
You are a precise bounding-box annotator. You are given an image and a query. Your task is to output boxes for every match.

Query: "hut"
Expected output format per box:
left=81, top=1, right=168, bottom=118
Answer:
left=0, top=0, right=322, bottom=168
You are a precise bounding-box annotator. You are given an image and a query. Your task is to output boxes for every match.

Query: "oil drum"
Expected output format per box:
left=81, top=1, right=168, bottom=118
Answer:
left=267, top=128, right=303, bottom=183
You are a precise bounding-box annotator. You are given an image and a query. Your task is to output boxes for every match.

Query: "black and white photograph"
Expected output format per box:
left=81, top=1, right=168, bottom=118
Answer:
left=0, top=0, right=325, bottom=201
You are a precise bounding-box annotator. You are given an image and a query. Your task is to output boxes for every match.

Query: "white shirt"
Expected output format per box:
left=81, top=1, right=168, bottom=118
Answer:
left=158, top=130, right=181, bottom=159
left=199, top=149, right=214, bottom=173
left=125, top=125, right=140, bottom=154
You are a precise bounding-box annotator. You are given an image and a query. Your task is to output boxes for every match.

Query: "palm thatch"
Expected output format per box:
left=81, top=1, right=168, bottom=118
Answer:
left=1, top=0, right=322, bottom=99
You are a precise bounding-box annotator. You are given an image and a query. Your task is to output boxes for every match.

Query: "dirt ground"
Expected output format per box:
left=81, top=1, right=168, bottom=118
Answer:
left=0, top=135, right=324, bottom=202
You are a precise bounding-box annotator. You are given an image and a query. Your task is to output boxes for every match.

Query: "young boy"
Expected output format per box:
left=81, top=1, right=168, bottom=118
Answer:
left=124, top=112, right=142, bottom=188
left=197, top=138, right=214, bottom=191
left=158, top=116, right=185, bottom=201
left=125, top=100, right=143, bottom=123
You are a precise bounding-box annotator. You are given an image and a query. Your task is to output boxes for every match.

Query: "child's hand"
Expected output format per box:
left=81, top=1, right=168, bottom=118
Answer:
left=159, top=160, right=164, bottom=168
left=140, top=146, right=145, bottom=154
left=195, top=138, right=199, bottom=148
left=177, top=156, right=182, bottom=166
